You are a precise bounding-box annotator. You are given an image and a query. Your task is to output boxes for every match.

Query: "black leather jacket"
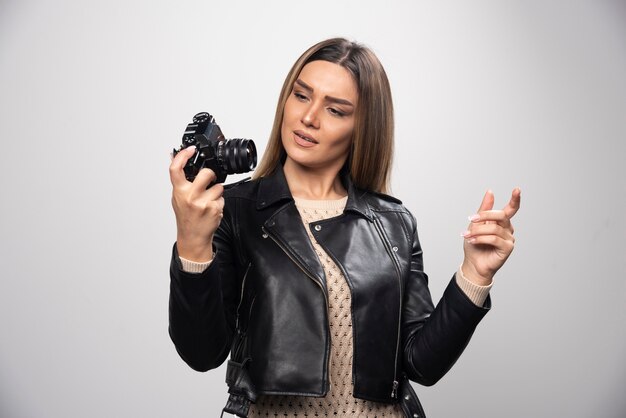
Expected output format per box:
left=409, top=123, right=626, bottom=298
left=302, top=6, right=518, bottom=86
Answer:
left=169, top=165, right=490, bottom=417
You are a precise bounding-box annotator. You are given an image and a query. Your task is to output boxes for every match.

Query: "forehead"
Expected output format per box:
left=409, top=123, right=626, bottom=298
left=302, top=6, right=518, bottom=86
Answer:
left=297, top=60, right=358, bottom=103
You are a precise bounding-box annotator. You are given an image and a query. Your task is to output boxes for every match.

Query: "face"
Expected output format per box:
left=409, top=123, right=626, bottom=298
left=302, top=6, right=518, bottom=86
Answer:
left=281, top=60, right=358, bottom=173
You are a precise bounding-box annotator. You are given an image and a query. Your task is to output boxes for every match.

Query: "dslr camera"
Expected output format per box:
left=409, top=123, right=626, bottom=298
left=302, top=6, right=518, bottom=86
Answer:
left=173, top=112, right=257, bottom=185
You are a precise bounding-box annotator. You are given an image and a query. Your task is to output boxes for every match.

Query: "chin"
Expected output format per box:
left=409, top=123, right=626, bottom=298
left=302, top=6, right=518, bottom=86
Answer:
left=285, top=151, right=347, bottom=173
left=283, top=150, right=318, bottom=169
left=281, top=132, right=349, bottom=172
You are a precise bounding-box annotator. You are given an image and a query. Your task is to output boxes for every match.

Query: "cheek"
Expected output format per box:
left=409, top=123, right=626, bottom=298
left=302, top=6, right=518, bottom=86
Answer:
left=282, top=97, right=298, bottom=122
left=280, top=102, right=293, bottom=134
left=332, top=122, right=355, bottom=146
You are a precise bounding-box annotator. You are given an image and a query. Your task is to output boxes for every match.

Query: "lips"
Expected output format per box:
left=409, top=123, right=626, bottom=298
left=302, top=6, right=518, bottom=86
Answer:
left=295, top=131, right=317, bottom=143
left=293, top=130, right=318, bottom=147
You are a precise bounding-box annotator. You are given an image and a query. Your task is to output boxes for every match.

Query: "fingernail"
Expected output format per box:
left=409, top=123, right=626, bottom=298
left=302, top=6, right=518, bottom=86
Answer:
left=187, top=145, right=196, bottom=152
left=466, top=238, right=476, bottom=244
left=461, top=230, right=471, bottom=237
left=468, top=214, right=480, bottom=222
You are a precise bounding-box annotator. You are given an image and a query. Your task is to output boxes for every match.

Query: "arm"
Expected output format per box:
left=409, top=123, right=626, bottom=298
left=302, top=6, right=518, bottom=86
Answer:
left=402, top=188, right=520, bottom=385
left=168, top=213, right=240, bottom=371
left=401, top=218, right=490, bottom=386
left=167, top=146, right=240, bottom=371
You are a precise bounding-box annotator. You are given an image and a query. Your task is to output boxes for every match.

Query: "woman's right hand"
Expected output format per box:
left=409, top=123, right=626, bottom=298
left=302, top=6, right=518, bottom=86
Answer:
left=170, top=145, right=225, bottom=262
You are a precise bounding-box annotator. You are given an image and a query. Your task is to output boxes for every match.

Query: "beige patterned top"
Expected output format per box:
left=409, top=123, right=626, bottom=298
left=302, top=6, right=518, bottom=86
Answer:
left=248, top=196, right=403, bottom=417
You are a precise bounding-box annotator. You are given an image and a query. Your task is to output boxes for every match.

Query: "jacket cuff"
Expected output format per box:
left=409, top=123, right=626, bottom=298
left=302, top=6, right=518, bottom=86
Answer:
left=449, top=274, right=492, bottom=312
left=179, top=255, right=213, bottom=274
left=172, top=243, right=218, bottom=279
left=455, top=267, right=492, bottom=307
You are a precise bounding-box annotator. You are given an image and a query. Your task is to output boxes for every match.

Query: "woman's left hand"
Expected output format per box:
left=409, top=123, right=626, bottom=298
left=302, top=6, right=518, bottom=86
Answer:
left=461, top=188, right=521, bottom=286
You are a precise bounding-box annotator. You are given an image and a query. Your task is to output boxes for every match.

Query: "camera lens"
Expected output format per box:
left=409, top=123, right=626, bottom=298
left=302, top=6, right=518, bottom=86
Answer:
left=220, top=138, right=257, bottom=174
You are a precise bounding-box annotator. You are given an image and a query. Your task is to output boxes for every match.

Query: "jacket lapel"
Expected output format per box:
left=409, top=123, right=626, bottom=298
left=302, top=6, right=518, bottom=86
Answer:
left=256, top=166, right=326, bottom=291
left=263, top=202, right=327, bottom=292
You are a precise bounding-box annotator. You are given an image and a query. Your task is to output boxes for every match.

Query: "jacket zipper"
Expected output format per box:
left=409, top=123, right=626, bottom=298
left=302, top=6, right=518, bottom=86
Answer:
left=373, top=217, right=403, bottom=399
left=235, top=262, right=253, bottom=331
left=261, top=225, right=332, bottom=394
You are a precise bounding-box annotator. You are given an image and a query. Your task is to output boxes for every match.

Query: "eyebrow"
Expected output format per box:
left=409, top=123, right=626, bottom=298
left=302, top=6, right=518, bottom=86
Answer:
left=295, top=79, right=355, bottom=107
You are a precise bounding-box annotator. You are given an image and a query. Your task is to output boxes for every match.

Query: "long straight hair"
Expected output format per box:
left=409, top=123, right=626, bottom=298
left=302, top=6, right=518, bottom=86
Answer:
left=253, top=38, right=394, bottom=194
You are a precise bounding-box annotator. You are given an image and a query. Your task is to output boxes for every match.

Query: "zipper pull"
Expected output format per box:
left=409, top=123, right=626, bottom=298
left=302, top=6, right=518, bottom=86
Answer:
left=391, top=380, right=399, bottom=399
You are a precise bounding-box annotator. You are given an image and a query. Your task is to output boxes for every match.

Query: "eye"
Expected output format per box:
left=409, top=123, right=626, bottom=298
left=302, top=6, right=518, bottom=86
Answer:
left=328, top=107, right=345, bottom=117
left=293, top=91, right=308, bottom=102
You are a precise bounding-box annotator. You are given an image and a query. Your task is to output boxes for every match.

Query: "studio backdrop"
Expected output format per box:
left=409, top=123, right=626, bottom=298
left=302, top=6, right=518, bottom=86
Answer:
left=0, top=1, right=624, bottom=417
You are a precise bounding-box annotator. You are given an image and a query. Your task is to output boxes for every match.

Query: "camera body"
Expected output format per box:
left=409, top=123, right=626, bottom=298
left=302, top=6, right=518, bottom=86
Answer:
left=173, top=112, right=257, bottom=185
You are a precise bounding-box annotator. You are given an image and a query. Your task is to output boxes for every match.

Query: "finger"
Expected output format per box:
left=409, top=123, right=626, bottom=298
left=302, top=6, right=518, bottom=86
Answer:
left=468, top=189, right=495, bottom=224
left=169, top=146, right=197, bottom=187
left=204, top=182, right=225, bottom=202
left=477, top=189, right=495, bottom=212
left=215, top=196, right=225, bottom=217
left=503, top=187, right=521, bottom=219
left=204, top=196, right=225, bottom=216
left=216, top=196, right=225, bottom=212
left=463, top=223, right=514, bottom=241
left=192, top=168, right=218, bottom=192
left=466, top=234, right=515, bottom=252
left=471, top=210, right=511, bottom=228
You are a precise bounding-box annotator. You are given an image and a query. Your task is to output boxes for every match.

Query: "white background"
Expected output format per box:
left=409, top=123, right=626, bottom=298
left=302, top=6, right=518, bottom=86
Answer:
left=1, top=1, right=625, bottom=417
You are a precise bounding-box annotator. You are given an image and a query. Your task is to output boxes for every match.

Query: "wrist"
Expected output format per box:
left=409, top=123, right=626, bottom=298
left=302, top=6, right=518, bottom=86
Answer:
left=461, top=260, right=493, bottom=286
left=176, top=235, right=214, bottom=262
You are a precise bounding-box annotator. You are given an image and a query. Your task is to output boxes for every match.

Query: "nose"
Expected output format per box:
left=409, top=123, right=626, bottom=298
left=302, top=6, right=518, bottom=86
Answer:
left=301, top=103, right=320, bottom=129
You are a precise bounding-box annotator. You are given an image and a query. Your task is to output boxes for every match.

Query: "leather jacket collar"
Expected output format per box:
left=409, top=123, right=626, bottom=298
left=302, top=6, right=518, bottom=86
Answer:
left=255, top=164, right=375, bottom=221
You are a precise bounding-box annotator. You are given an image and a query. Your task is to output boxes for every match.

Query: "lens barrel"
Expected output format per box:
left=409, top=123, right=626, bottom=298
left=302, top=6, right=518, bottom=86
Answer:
left=219, top=138, right=257, bottom=174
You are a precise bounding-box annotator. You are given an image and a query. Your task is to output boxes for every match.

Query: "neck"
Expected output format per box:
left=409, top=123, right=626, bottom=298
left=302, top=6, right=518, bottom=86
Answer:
left=283, top=158, right=348, bottom=200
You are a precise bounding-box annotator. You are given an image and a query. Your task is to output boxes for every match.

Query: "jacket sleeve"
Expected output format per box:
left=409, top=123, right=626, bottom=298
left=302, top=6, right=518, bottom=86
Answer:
left=168, top=202, right=241, bottom=372
left=401, top=212, right=490, bottom=386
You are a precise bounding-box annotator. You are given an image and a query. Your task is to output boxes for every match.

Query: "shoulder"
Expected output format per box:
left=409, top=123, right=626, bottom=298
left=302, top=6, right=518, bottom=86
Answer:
left=222, top=177, right=259, bottom=200
left=361, top=189, right=417, bottom=230
left=361, top=189, right=405, bottom=212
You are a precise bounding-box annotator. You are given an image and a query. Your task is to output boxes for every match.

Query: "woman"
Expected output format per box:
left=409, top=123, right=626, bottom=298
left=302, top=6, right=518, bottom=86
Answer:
left=169, top=38, right=520, bottom=418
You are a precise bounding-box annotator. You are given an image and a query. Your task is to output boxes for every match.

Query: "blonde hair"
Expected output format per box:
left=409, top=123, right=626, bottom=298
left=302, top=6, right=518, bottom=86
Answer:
left=253, top=38, right=394, bottom=194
